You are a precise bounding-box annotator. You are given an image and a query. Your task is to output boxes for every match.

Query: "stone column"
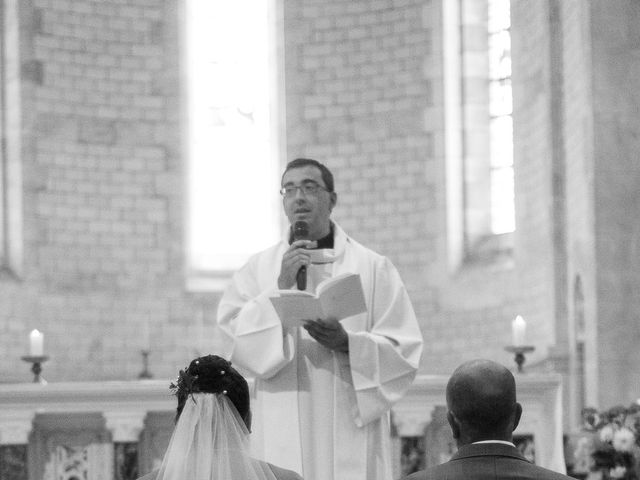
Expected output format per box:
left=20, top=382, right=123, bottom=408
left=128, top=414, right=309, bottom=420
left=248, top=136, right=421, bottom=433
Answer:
left=392, top=406, right=434, bottom=438
left=104, top=410, right=148, bottom=480
left=391, top=405, right=436, bottom=478
left=0, top=411, right=35, bottom=445
left=0, top=411, right=35, bottom=480
left=104, top=411, right=147, bottom=443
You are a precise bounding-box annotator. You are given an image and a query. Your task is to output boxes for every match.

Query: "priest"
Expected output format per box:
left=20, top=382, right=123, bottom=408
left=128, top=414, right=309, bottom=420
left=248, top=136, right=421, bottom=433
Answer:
left=217, top=158, right=424, bottom=480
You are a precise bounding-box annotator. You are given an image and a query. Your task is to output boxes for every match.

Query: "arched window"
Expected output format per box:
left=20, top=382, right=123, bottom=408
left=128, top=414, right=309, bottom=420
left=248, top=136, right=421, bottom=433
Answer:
left=0, top=0, right=23, bottom=277
left=444, top=0, right=514, bottom=269
left=488, top=0, right=514, bottom=234
left=186, top=0, right=283, bottom=287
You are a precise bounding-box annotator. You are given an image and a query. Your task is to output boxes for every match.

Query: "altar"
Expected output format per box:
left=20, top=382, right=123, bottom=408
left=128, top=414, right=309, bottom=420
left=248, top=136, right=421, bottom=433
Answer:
left=0, top=373, right=565, bottom=479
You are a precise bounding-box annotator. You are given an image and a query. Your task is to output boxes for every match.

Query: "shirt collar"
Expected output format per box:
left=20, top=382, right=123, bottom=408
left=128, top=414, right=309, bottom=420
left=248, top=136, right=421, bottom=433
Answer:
left=472, top=440, right=516, bottom=447
left=287, top=223, right=334, bottom=249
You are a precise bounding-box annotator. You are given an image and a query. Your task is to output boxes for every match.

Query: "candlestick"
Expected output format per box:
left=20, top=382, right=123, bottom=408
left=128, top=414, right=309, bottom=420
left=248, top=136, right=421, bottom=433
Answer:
left=21, top=355, right=49, bottom=384
left=138, top=349, right=152, bottom=379
left=504, top=345, right=535, bottom=373
left=29, top=329, right=44, bottom=356
left=511, top=315, right=526, bottom=346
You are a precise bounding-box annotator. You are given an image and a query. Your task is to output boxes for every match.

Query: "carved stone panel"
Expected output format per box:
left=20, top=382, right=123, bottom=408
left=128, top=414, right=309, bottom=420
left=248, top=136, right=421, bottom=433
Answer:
left=114, top=442, right=139, bottom=480
left=28, top=413, right=112, bottom=480
left=400, top=436, right=426, bottom=477
left=0, top=445, right=28, bottom=480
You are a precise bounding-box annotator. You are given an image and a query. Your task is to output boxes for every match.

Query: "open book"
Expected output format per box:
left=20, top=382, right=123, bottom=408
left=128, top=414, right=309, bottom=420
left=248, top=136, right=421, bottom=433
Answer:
left=269, top=272, right=367, bottom=328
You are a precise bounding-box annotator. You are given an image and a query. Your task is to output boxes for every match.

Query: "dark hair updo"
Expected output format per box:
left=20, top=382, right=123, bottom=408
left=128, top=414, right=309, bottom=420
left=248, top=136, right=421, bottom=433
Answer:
left=171, top=355, right=249, bottom=423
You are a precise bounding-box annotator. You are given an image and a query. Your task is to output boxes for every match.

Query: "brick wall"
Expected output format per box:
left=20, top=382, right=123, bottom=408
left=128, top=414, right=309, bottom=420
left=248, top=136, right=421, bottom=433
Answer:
left=282, top=0, right=437, bottom=358
left=3, top=0, right=635, bottom=403
left=509, top=0, right=559, bottom=359
left=0, top=0, right=210, bottom=382
left=0, top=0, right=442, bottom=382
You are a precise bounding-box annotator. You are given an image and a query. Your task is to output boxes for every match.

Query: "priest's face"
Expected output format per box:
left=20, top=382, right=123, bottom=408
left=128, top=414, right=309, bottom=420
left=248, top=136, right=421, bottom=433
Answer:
left=281, top=165, right=337, bottom=240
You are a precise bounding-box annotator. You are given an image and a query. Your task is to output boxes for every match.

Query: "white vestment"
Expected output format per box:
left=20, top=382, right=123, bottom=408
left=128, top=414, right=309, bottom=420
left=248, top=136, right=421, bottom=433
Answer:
left=217, top=223, right=423, bottom=480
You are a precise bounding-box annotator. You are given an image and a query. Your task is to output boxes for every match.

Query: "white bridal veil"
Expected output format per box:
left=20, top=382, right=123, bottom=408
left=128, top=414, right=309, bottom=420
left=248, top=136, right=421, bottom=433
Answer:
left=154, top=393, right=277, bottom=480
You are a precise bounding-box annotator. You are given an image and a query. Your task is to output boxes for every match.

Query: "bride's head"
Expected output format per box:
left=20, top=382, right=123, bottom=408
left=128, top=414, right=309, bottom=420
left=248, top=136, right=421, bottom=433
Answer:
left=172, top=354, right=251, bottom=429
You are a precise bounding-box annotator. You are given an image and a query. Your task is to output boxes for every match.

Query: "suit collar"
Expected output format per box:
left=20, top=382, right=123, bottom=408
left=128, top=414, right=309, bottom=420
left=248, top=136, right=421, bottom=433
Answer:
left=450, top=443, right=530, bottom=463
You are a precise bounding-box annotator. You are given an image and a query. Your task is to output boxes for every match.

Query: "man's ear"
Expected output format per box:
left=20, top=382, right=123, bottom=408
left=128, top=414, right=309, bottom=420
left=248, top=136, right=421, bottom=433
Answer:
left=512, top=402, right=523, bottom=432
left=447, top=411, right=461, bottom=440
left=329, top=192, right=337, bottom=210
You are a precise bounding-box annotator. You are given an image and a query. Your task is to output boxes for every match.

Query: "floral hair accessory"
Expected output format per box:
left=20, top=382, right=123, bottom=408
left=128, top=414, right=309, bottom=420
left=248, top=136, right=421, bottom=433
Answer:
left=170, top=368, right=200, bottom=399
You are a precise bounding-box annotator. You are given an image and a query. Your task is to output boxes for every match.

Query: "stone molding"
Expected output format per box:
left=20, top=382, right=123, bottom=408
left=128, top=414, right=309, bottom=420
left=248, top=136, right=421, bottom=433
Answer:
left=0, top=380, right=172, bottom=446
left=0, top=374, right=565, bottom=472
left=0, top=380, right=173, bottom=414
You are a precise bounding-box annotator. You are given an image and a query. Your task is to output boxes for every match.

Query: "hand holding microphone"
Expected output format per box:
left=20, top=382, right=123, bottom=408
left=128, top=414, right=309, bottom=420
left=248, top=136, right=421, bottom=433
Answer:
left=294, top=221, right=309, bottom=290
left=277, top=221, right=315, bottom=290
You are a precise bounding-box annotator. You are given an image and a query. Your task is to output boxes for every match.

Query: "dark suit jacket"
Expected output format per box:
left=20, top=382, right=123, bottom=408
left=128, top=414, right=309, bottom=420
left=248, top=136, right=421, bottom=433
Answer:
left=401, top=443, right=573, bottom=480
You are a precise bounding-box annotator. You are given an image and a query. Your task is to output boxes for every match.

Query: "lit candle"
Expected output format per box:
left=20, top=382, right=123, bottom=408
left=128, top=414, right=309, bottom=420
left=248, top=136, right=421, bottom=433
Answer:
left=511, top=315, right=526, bottom=346
left=29, top=329, right=44, bottom=356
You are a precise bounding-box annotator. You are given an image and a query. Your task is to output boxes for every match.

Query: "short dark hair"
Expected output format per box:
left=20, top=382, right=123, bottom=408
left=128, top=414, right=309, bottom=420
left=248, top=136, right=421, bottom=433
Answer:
left=446, top=360, right=517, bottom=438
left=282, top=158, right=335, bottom=193
left=174, top=355, right=249, bottom=423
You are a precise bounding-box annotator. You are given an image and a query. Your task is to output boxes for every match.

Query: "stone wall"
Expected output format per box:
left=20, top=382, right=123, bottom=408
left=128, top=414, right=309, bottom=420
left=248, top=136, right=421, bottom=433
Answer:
left=282, top=0, right=437, bottom=351
left=589, top=0, right=640, bottom=407
left=0, top=0, right=203, bottom=382
left=1, top=0, right=638, bottom=419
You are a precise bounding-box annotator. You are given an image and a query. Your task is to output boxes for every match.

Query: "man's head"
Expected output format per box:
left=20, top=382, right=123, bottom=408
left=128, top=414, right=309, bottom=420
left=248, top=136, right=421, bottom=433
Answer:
left=280, top=158, right=337, bottom=240
left=445, top=359, right=522, bottom=446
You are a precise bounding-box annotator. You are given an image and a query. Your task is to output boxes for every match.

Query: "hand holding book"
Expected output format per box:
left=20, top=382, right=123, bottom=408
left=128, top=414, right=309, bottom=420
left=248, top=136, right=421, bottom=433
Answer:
left=304, top=318, right=349, bottom=353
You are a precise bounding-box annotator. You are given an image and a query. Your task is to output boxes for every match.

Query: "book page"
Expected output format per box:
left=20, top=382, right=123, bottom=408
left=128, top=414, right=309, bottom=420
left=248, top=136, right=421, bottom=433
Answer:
left=269, top=295, right=324, bottom=329
left=317, top=273, right=367, bottom=320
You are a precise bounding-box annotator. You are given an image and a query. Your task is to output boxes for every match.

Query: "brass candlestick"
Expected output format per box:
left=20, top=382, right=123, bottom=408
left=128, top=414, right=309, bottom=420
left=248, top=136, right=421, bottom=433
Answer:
left=504, top=346, right=535, bottom=373
left=21, top=355, right=49, bottom=384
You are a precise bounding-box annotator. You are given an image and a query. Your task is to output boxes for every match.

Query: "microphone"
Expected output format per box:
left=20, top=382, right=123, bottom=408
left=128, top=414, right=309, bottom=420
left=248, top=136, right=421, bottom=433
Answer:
left=293, top=220, right=309, bottom=290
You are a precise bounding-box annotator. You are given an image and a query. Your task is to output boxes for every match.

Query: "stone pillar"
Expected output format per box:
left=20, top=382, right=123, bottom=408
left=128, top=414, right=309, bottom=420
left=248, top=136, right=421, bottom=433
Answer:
left=103, top=411, right=147, bottom=443
left=392, top=405, right=436, bottom=478
left=0, top=411, right=35, bottom=445
left=393, top=406, right=434, bottom=437
left=424, top=405, right=456, bottom=468
left=0, top=411, right=35, bottom=480
left=104, top=411, right=148, bottom=480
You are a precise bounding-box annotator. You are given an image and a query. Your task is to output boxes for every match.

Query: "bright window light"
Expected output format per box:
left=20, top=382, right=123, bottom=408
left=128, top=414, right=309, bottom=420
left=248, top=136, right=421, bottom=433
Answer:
left=488, top=0, right=515, bottom=234
left=187, top=0, right=281, bottom=272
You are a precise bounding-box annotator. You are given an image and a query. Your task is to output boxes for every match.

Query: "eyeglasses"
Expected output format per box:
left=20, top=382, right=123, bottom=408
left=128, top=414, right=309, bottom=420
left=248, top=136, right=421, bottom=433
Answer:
left=280, top=181, right=330, bottom=198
